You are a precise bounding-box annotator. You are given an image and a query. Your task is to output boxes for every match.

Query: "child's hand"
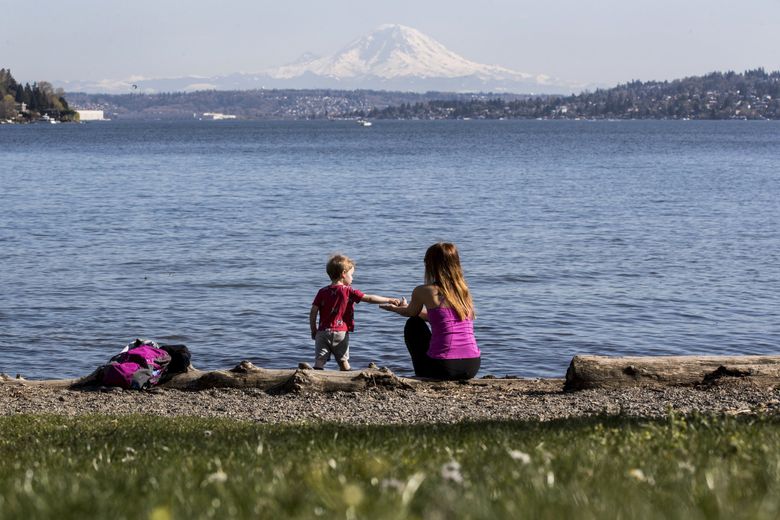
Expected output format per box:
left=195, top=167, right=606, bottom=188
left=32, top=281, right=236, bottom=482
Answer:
left=380, top=297, right=407, bottom=313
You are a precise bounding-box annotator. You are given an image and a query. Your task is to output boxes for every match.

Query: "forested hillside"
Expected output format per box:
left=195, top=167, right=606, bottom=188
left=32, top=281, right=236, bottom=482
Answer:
left=366, top=69, right=780, bottom=120
left=65, top=89, right=529, bottom=120
left=0, top=68, right=77, bottom=121
left=64, top=69, right=780, bottom=121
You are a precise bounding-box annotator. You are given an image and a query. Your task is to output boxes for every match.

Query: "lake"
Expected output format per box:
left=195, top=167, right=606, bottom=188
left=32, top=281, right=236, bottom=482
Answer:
left=1, top=119, right=779, bottom=379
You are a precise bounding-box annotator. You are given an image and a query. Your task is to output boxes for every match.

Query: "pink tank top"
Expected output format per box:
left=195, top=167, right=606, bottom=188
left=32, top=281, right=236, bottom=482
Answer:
left=427, top=306, right=480, bottom=360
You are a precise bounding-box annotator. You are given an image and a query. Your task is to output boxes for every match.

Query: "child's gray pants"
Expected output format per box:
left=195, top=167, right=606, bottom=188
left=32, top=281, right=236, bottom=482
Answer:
left=314, top=330, right=349, bottom=367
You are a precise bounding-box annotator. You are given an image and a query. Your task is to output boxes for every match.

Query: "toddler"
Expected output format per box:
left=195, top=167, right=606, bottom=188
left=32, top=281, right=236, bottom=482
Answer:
left=310, top=254, right=399, bottom=370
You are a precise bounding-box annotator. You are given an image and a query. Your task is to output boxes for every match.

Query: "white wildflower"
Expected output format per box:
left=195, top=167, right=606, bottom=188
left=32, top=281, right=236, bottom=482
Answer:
left=379, top=478, right=404, bottom=492
left=678, top=461, right=695, bottom=473
left=508, top=449, right=531, bottom=464
left=440, top=460, right=464, bottom=484
left=204, top=469, right=228, bottom=485
left=401, top=472, right=426, bottom=505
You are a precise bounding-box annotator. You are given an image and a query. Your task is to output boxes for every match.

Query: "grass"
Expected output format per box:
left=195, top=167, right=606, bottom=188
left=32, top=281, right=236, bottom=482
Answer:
left=1, top=414, right=780, bottom=519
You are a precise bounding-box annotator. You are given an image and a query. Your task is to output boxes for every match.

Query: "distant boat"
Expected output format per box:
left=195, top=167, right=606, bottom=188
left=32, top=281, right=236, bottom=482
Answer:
left=37, top=114, right=59, bottom=124
left=201, top=112, right=237, bottom=120
left=356, top=119, right=372, bottom=127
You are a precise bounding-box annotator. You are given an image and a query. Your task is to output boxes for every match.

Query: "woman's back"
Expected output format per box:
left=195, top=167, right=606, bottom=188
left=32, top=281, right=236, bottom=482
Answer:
left=427, top=306, right=480, bottom=360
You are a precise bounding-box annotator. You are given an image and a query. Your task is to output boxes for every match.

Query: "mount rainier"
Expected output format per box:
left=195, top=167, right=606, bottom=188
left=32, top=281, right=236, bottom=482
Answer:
left=61, top=25, right=581, bottom=94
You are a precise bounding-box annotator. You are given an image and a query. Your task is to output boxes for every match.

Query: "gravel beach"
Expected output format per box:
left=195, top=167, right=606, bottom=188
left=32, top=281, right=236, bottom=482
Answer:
left=2, top=376, right=778, bottom=424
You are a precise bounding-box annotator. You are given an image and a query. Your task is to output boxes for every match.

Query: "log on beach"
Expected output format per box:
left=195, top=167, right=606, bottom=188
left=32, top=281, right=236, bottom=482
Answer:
left=5, top=355, right=780, bottom=395
left=565, top=355, right=780, bottom=391
left=0, top=361, right=421, bottom=394
left=163, top=361, right=417, bottom=393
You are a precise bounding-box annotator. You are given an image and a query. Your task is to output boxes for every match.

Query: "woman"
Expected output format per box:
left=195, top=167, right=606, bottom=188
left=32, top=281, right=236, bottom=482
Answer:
left=381, top=242, right=481, bottom=380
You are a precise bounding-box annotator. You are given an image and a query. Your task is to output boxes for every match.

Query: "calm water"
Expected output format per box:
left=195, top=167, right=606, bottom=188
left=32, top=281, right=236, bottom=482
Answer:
left=1, top=120, right=779, bottom=379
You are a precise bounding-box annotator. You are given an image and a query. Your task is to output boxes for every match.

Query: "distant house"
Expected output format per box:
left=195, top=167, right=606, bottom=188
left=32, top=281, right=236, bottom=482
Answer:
left=76, top=109, right=106, bottom=121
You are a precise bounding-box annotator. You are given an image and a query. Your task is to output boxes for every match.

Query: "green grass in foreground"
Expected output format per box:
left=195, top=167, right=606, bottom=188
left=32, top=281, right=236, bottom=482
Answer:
left=1, top=414, right=780, bottom=519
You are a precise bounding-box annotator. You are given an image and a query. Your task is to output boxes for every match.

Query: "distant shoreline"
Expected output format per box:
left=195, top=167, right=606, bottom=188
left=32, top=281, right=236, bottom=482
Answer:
left=63, top=69, right=780, bottom=121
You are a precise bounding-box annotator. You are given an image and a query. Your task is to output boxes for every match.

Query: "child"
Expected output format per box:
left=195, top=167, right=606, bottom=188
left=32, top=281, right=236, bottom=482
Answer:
left=310, top=254, right=399, bottom=371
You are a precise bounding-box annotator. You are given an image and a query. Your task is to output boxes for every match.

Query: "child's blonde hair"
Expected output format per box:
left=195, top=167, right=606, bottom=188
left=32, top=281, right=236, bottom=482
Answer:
left=326, top=254, right=355, bottom=282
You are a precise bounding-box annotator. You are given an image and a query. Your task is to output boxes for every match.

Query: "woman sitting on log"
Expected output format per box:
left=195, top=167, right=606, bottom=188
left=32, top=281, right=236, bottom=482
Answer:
left=381, top=242, right=481, bottom=380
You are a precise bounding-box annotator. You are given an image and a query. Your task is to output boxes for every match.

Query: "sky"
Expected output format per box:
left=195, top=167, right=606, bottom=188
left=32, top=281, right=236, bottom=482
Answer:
left=2, top=0, right=779, bottom=89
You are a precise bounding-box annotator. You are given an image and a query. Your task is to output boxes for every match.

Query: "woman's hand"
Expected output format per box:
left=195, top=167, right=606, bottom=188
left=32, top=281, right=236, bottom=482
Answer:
left=380, top=297, right=408, bottom=314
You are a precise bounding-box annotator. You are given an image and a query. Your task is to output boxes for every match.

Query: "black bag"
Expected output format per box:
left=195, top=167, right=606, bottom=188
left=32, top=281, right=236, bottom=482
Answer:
left=159, top=344, right=192, bottom=374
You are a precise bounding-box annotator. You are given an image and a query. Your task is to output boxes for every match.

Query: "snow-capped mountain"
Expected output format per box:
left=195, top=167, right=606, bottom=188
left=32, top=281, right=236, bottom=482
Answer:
left=271, top=24, right=524, bottom=80
left=60, top=25, right=583, bottom=94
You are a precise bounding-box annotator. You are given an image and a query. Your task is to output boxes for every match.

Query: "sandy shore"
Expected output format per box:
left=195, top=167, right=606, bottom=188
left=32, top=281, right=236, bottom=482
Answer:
left=2, top=376, right=779, bottom=424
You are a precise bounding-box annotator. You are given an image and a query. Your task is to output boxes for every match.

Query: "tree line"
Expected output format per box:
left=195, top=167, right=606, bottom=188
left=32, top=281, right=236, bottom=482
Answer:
left=46, top=68, right=780, bottom=121
left=363, top=69, right=780, bottom=120
left=0, top=68, right=78, bottom=121
left=65, top=89, right=530, bottom=120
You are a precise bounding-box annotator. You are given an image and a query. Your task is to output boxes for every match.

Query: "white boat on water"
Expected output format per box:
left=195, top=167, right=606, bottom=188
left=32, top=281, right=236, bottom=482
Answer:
left=356, top=119, right=372, bottom=127
left=37, top=114, right=59, bottom=124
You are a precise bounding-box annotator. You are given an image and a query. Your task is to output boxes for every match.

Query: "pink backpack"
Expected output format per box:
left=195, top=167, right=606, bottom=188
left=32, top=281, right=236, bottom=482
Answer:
left=101, top=340, right=172, bottom=390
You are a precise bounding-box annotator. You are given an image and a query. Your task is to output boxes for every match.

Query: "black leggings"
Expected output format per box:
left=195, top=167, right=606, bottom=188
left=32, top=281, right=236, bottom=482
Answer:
left=404, top=317, right=480, bottom=380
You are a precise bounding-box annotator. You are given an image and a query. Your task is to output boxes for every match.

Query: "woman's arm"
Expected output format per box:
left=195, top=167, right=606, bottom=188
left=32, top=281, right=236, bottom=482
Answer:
left=380, top=285, right=430, bottom=319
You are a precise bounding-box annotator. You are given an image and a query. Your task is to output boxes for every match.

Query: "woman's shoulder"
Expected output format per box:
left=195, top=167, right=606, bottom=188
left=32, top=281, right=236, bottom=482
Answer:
left=413, top=284, right=442, bottom=306
left=412, top=284, right=437, bottom=295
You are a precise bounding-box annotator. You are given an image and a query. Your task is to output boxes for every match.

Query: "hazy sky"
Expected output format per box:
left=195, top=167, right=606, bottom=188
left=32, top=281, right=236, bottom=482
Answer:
left=3, top=0, right=779, bottom=88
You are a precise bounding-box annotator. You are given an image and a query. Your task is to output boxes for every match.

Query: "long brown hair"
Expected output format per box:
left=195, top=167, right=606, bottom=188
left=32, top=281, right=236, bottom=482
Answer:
left=424, top=242, right=474, bottom=320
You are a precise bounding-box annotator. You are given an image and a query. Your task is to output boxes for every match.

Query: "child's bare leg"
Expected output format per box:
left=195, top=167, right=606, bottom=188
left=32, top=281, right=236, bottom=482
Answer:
left=338, top=359, right=351, bottom=371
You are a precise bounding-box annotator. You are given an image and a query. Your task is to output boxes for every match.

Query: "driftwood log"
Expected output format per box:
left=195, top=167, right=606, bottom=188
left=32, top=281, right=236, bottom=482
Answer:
left=5, top=355, right=780, bottom=394
left=164, top=362, right=421, bottom=393
left=565, top=355, right=780, bottom=391
left=0, top=361, right=423, bottom=394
